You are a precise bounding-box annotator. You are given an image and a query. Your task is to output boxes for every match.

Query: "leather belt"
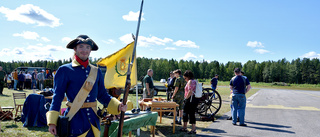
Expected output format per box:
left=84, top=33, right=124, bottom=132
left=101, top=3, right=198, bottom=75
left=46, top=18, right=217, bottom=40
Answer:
left=66, top=101, right=97, bottom=108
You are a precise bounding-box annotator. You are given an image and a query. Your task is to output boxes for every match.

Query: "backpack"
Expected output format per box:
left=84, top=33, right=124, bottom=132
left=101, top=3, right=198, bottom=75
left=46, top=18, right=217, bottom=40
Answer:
left=194, top=80, right=202, bottom=98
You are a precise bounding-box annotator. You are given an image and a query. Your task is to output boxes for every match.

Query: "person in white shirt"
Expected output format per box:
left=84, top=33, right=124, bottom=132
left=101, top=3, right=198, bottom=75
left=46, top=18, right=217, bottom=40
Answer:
left=25, top=72, right=32, bottom=89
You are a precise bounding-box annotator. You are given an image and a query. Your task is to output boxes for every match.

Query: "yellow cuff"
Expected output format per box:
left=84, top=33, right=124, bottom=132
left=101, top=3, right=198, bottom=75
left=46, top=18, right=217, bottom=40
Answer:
left=127, top=100, right=133, bottom=110
left=107, top=98, right=121, bottom=115
left=46, top=110, right=60, bottom=126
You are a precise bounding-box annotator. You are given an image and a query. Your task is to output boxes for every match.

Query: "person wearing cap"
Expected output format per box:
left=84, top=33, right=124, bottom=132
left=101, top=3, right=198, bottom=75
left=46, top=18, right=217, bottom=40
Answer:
left=210, top=74, right=219, bottom=91
left=229, top=68, right=251, bottom=126
left=47, top=35, right=127, bottom=137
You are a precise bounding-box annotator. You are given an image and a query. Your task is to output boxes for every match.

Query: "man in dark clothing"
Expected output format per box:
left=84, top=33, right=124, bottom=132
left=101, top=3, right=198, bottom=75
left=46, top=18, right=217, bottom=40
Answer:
left=0, top=66, right=6, bottom=95
left=18, top=71, right=25, bottom=91
left=143, top=69, right=155, bottom=99
left=230, top=68, right=251, bottom=126
left=210, top=74, right=219, bottom=98
left=210, top=74, right=219, bottom=90
left=166, top=71, right=176, bottom=101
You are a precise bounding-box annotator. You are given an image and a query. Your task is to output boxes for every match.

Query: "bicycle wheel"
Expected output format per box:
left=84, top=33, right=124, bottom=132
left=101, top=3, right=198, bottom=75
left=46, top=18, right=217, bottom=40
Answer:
left=196, top=88, right=222, bottom=116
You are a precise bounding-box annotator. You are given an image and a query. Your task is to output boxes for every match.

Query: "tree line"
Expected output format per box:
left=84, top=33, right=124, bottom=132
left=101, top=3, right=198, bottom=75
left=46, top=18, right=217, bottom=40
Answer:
left=1, top=57, right=319, bottom=84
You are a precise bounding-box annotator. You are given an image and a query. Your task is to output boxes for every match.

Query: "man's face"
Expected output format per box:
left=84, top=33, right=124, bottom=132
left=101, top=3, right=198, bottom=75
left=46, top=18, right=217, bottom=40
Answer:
left=170, top=73, right=173, bottom=78
left=174, top=73, right=179, bottom=78
left=148, top=71, right=153, bottom=77
left=74, top=44, right=92, bottom=60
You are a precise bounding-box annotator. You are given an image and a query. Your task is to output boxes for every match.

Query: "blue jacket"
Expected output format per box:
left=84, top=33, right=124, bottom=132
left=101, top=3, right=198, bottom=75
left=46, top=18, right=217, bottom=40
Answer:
left=18, top=73, right=25, bottom=81
left=47, top=60, right=120, bottom=136
left=21, top=94, right=47, bottom=127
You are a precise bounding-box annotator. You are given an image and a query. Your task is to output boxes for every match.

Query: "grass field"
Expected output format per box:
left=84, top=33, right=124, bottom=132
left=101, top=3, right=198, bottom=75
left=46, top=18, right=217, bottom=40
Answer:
left=199, top=80, right=320, bottom=91
left=3, top=80, right=316, bottom=137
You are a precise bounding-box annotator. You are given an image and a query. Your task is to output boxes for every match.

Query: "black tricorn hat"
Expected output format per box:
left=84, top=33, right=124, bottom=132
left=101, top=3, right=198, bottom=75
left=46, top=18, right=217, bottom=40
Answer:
left=66, top=35, right=98, bottom=51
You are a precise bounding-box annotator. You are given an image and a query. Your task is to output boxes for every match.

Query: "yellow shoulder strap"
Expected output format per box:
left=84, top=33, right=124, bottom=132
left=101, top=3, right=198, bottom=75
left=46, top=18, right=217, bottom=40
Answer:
left=66, top=64, right=98, bottom=121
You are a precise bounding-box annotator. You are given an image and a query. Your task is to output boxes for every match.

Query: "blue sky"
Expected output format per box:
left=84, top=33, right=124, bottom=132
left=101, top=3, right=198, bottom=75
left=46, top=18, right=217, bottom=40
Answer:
left=0, top=0, right=319, bottom=64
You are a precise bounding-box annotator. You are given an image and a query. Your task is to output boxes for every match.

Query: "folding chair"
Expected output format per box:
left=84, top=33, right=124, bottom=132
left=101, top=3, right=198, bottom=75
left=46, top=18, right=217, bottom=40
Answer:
left=0, top=106, right=14, bottom=121
left=12, top=93, right=26, bottom=118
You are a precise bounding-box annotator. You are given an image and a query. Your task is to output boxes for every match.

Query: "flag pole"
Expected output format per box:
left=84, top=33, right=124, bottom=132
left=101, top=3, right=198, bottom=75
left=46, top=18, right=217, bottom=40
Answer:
left=117, top=0, right=144, bottom=137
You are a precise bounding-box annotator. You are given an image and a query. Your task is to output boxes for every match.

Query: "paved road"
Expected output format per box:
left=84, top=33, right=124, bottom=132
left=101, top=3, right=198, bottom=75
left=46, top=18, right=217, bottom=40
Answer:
left=198, top=89, right=320, bottom=137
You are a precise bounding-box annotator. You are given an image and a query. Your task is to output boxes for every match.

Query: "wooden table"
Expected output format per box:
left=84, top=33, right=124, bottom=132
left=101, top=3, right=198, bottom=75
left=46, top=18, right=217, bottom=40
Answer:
left=143, top=101, right=179, bottom=133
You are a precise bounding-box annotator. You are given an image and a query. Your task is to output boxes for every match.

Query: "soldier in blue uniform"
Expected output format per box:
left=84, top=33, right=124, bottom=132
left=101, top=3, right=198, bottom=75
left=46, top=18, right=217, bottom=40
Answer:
left=47, top=35, right=127, bottom=137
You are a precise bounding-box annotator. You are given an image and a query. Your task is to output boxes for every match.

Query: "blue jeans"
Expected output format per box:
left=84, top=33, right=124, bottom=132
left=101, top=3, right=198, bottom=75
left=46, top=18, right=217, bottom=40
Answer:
left=14, top=79, right=18, bottom=90
left=211, top=86, right=216, bottom=98
left=232, top=93, right=246, bottom=124
left=32, top=80, right=37, bottom=89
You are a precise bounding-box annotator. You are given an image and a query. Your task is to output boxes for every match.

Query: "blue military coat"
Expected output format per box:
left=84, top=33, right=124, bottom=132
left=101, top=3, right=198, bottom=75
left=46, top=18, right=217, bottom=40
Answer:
left=47, top=59, right=120, bottom=136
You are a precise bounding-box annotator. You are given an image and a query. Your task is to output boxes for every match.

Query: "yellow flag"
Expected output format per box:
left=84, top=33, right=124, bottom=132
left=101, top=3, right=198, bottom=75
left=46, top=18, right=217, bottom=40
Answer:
left=96, top=41, right=137, bottom=89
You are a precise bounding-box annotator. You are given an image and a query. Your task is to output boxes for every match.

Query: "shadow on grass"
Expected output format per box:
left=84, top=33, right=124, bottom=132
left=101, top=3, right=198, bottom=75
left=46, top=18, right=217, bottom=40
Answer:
left=0, top=94, right=10, bottom=97
left=27, top=126, right=48, bottom=132
left=4, top=123, right=19, bottom=128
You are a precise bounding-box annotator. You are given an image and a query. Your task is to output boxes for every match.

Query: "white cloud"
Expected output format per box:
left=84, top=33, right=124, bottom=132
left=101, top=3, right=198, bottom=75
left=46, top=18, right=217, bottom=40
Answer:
left=164, top=47, right=176, bottom=50
left=181, top=52, right=198, bottom=60
left=102, top=39, right=116, bottom=44
left=199, top=55, right=204, bottom=58
left=254, top=49, right=270, bottom=54
left=27, top=44, right=65, bottom=52
left=138, top=36, right=173, bottom=47
left=45, top=45, right=65, bottom=51
left=13, top=31, right=39, bottom=40
left=62, top=37, right=72, bottom=43
left=137, top=55, right=144, bottom=58
left=174, top=40, right=199, bottom=48
left=1, top=44, right=66, bottom=61
left=122, top=11, right=145, bottom=21
left=247, top=41, right=264, bottom=48
left=12, top=48, right=25, bottom=55
left=41, top=37, right=50, bottom=42
left=300, top=51, right=320, bottom=59
left=0, top=48, right=11, bottom=56
left=119, top=34, right=134, bottom=45
left=119, top=34, right=173, bottom=47
left=32, top=52, right=55, bottom=60
left=0, top=4, right=62, bottom=27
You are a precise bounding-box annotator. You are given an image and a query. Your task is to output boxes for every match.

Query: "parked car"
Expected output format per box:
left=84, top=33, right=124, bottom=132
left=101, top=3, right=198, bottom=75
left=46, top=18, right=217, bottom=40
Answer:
left=129, top=84, right=166, bottom=96
left=15, top=67, right=46, bottom=74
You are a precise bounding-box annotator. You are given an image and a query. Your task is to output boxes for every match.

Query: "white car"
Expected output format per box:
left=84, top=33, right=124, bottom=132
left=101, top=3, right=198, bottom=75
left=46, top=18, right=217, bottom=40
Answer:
left=160, top=79, right=166, bottom=83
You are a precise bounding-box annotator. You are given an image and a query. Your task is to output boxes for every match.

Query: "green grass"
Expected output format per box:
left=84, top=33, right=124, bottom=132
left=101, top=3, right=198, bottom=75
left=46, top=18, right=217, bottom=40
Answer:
left=2, top=79, right=316, bottom=137
left=0, top=88, right=51, bottom=137
left=199, top=80, right=320, bottom=91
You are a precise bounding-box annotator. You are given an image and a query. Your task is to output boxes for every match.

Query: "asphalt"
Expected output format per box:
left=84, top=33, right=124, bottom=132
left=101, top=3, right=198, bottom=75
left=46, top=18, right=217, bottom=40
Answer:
left=197, top=89, right=320, bottom=137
